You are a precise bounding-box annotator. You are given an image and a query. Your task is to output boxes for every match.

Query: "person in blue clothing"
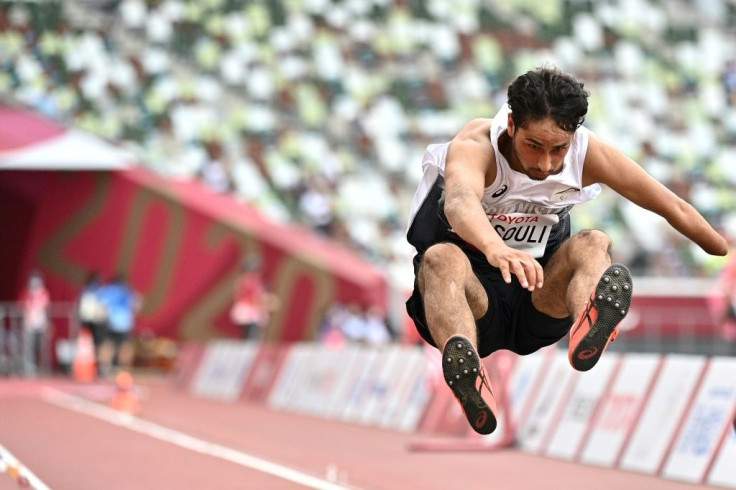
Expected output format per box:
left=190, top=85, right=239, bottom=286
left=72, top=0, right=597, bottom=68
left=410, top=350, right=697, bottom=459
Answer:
left=77, top=271, right=107, bottom=362
left=97, top=273, right=141, bottom=375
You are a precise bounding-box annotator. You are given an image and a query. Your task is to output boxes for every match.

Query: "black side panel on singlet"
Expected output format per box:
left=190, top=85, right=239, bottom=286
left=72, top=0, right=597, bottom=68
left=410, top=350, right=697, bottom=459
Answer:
left=540, top=212, right=571, bottom=264
left=407, top=176, right=573, bottom=259
left=406, top=176, right=452, bottom=254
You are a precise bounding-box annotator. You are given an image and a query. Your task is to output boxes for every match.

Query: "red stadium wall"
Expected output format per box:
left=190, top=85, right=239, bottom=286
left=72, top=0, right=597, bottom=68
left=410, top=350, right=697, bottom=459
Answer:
left=0, top=184, right=37, bottom=300
left=0, top=169, right=387, bottom=342
left=625, top=295, right=717, bottom=338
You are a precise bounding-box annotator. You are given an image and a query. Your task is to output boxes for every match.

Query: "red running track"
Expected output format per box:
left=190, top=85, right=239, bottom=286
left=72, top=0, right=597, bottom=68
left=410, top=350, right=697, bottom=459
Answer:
left=0, top=377, right=722, bottom=490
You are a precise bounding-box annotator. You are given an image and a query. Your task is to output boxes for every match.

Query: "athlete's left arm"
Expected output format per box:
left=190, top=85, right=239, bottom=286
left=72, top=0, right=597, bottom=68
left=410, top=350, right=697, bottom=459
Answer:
left=583, top=133, right=728, bottom=256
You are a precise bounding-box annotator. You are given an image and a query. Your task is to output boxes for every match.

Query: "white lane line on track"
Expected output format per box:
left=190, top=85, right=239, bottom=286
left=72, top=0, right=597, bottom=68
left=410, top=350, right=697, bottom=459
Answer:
left=41, top=388, right=354, bottom=490
left=0, top=442, right=52, bottom=490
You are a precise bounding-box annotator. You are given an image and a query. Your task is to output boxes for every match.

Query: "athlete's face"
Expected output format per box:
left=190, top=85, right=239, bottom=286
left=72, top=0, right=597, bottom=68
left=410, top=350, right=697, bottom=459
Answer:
left=507, top=114, right=573, bottom=181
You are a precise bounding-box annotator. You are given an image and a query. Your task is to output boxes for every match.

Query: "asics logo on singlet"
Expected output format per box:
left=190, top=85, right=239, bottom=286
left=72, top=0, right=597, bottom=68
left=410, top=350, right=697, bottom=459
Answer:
left=491, top=185, right=508, bottom=198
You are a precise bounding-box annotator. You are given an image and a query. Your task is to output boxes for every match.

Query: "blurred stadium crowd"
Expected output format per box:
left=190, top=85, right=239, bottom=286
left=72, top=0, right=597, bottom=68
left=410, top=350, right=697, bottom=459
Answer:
left=1, top=0, right=736, bottom=292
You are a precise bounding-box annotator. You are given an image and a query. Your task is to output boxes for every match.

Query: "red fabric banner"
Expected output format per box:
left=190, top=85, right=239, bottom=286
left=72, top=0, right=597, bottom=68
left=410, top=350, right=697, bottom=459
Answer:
left=0, top=169, right=387, bottom=343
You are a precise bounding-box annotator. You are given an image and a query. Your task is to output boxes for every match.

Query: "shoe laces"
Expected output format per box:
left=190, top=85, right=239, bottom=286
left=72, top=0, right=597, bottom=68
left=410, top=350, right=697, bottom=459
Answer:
left=571, top=296, right=596, bottom=338
left=476, top=365, right=494, bottom=398
left=572, top=295, right=619, bottom=342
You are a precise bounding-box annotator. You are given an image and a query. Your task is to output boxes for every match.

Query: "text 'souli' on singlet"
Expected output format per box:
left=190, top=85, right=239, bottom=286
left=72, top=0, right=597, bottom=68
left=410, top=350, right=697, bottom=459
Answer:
left=407, top=104, right=601, bottom=257
left=487, top=212, right=559, bottom=258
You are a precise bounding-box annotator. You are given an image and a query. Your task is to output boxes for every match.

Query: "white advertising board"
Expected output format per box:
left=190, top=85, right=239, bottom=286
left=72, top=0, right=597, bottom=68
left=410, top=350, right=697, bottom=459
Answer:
left=619, top=355, right=706, bottom=474
left=190, top=340, right=259, bottom=401
left=508, top=350, right=552, bottom=425
left=360, top=345, right=408, bottom=425
left=707, top=420, right=736, bottom=488
left=291, top=345, right=359, bottom=416
left=517, top=352, right=578, bottom=453
left=327, top=345, right=374, bottom=419
left=663, top=357, right=736, bottom=483
left=394, top=365, right=434, bottom=433
left=267, top=343, right=317, bottom=409
left=580, top=353, right=661, bottom=467
left=378, top=346, right=430, bottom=431
left=341, top=348, right=384, bottom=422
left=315, top=344, right=364, bottom=417
left=546, top=354, right=619, bottom=460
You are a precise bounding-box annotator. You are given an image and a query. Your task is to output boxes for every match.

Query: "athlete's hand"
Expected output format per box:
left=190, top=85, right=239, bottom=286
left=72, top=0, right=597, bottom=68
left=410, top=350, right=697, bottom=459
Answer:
left=484, top=243, right=544, bottom=291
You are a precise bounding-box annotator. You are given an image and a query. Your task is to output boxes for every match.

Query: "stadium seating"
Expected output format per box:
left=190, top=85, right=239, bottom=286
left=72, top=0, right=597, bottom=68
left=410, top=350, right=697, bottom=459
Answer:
left=1, top=0, right=735, bottom=292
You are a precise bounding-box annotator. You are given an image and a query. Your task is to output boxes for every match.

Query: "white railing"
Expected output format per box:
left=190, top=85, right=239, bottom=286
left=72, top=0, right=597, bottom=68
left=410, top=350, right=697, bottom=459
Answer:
left=0, top=302, right=78, bottom=376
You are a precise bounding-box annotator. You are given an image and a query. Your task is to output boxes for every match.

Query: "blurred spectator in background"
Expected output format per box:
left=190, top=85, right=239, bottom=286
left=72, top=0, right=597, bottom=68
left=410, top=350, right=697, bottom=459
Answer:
left=330, top=302, right=393, bottom=345
left=318, top=302, right=347, bottom=349
left=716, top=251, right=736, bottom=343
left=297, top=175, right=335, bottom=236
left=200, top=140, right=233, bottom=194
left=230, top=254, right=279, bottom=340
left=364, top=306, right=393, bottom=346
left=340, top=302, right=369, bottom=344
left=19, top=270, right=50, bottom=377
left=97, top=273, right=141, bottom=376
left=77, top=271, right=107, bottom=363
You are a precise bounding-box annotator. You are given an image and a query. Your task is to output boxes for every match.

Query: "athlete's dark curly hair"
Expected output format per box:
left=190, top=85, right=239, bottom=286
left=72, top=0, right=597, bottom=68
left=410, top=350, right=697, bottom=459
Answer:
left=507, top=67, right=589, bottom=133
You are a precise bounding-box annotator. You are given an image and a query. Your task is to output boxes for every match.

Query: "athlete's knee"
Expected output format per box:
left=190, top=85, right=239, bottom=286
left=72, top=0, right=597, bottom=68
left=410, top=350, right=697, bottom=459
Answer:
left=420, top=243, right=466, bottom=280
left=571, top=229, right=611, bottom=254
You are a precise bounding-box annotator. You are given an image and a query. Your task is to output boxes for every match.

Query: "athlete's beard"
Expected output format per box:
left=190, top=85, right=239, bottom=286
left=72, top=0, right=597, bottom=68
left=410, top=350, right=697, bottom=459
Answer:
left=511, top=135, right=550, bottom=181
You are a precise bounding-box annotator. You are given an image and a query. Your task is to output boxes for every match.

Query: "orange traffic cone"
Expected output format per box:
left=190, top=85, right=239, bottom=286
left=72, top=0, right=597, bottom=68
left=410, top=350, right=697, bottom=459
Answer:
left=110, top=370, right=140, bottom=415
left=72, top=330, right=97, bottom=382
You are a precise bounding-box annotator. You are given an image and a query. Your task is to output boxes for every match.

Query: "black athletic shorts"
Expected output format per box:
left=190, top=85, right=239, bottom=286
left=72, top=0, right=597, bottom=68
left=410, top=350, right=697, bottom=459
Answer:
left=405, top=235, right=572, bottom=358
left=106, top=330, right=132, bottom=347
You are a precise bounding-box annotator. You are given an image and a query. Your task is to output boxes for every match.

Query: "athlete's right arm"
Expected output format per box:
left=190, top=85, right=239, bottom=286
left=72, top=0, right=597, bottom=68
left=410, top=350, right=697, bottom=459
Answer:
left=443, top=120, right=543, bottom=291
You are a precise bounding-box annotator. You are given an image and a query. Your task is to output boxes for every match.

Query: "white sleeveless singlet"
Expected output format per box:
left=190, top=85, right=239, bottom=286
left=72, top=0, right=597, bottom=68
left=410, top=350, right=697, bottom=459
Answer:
left=407, top=104, right=601, bottom=257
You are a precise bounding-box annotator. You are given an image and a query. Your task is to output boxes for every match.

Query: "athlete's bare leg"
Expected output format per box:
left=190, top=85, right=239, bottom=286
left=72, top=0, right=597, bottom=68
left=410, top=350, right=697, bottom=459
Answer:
left=417, top=243, right=489, bottom=349
left=418, top=242, right=498, bottom=435
left=532, top=230, right=613, bottom=318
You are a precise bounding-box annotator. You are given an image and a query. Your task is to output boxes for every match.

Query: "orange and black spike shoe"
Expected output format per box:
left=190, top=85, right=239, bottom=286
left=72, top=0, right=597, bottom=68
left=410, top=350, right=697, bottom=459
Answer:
left=569, top=264, right=633, bottom=372
left=442, top=335, right=498, bottom=435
